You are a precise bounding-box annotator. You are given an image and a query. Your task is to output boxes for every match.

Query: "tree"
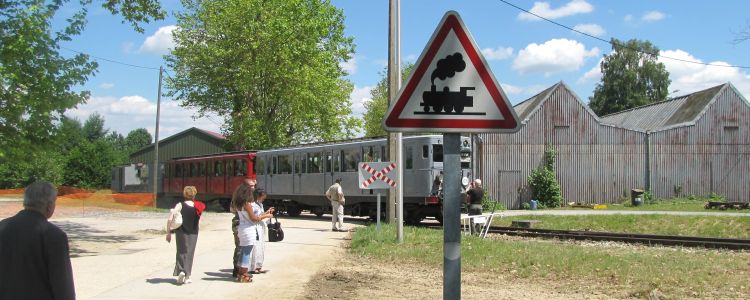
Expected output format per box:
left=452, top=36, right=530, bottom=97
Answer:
left=0, top=0, right=164, bottom=187
left=362, top=63, right=414, bottom=137
left=166, top=0, right=358, bottom=150
left=83, top=113, right=108, bottom=142
left=63, top=139, right=119, bottom=188
left=588, top=38, right=671, bottom=116
left=125, top=128, right=152, bottom=152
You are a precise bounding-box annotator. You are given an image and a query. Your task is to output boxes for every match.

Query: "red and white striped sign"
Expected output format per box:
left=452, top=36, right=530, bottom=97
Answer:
left=358, top=162, right=397, bottom=189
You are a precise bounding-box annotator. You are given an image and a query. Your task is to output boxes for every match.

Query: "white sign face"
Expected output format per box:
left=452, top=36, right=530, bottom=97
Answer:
left=358, top=162, right=397, bottom=190
left=383, top=11, right=520, bottom=133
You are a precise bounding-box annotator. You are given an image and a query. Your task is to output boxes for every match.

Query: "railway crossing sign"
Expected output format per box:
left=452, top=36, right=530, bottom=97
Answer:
left=383, top=11, right=520, bottom=133
left=358, top=162, right=397, bottom=189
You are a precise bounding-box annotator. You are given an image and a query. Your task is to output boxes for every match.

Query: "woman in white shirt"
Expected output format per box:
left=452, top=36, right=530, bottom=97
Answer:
left=250, top=189, right=273, bottom=274
left=233, top=185, right=274, bottom=283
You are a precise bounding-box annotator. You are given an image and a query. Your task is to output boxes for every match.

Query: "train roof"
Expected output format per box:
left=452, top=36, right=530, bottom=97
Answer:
left=255, top=134, right=452, bottom=153
left=168, top=150, right=256, bottom=162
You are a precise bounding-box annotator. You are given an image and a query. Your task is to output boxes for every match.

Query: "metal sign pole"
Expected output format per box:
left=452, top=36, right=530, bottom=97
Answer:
left=443, top=133, right=461, bottom=300
left=377, top=192, right=381, bottom=231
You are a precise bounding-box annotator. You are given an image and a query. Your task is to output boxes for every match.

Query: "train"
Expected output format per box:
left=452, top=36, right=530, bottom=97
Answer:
left=421, top=85, right=475, bottom=114
left=161, top=135, right=473, bottom=224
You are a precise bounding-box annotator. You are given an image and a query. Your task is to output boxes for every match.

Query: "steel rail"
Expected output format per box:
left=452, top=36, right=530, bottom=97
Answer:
left=486, top=226, right=750, bottom=250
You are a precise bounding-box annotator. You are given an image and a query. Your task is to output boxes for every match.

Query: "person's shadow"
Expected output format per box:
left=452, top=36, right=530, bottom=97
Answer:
left=145, top=278, right=180, bottom=285
left=202, top=269, right=236, bottom=282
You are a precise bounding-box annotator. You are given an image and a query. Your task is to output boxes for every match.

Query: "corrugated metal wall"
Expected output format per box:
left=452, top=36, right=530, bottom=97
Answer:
left=649, top=87, right=750, bottom=201
left=130, top=133, right=225, bottom=164
left=480, top=84, right=646, bottom=209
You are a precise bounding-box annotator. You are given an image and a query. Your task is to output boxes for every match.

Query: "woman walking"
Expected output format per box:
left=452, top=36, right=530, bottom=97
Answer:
left=166, top=186, right=205, bottom=284
left=230, top=180, right=254, bottom=278
left=250, top=189, right=273, bottom=274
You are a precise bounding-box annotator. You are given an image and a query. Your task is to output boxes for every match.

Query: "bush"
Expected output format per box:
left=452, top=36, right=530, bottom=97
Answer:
left=482, top=193, right=506, bottom=212
left=527, top=145, right=563, bottom=208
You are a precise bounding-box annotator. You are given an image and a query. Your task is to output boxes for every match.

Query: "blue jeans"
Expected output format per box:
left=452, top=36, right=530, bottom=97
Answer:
left=239, top=245, right=254, bottom=268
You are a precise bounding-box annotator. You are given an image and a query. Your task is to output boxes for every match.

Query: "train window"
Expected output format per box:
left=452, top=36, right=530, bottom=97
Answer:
left=343, top=148, right=359, bottom=172
left=207, top=161, right=213, bottom=177
left=405, top=147, right=413, bottom=169
left=199, top=162, right=206, bottom=177
left=235, top=159, right=247, bottom=176
left=323, top=152, right=332, bottom=173
left=334, top=151, right=341, bottom=172
left=381, top=146, right=387, bottom=161
left=278, top=155, right=292, bottom=174
left=256, top=157, right=265, bottom=175
left=363, top=147, right=374, bottom=162
left=190, top=163, right=198, bottom=177
left=272, top=156, right=278, bottom=174
left=374, top=147, right=381, bottom=162
left=214, top=161, right=224, bottom=176
left=432, top=145, right=444, bottom=162
left=308, top=153, right=321, bottom=173
left=295, top=154, right=306, bottom=174
left=175, top=164, right=182, bottom=177
left=226, top=160, right=234, bottom=177
left=422, top=145, right=429, bottom=158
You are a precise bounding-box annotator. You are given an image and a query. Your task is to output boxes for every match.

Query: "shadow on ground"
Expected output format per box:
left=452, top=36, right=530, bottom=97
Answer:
left=52, top=221, right=138, bottom=257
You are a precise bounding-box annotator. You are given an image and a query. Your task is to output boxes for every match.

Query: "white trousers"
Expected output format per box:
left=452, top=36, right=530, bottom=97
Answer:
left=331, top=200, right=344, bottom=230
left=250, top=221, right=265, bottom=270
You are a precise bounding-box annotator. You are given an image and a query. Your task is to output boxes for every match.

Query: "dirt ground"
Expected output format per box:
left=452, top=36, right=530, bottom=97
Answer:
left=300, top=247, right=630, bottom=300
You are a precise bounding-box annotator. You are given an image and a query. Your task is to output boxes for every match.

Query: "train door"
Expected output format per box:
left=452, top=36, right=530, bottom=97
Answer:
left=293, top=153, right=305, bottom=194
left=324, top=150, right=334, bottom=191
left=268, top=156, right=276, bottom=194
left=211, top=160, right=225, bottom=195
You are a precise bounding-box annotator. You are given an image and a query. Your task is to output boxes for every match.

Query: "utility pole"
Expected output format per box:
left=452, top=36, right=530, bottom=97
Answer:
left=153, top=66, right=163, bottom=208
left=387, top=0, right=404, bottom=242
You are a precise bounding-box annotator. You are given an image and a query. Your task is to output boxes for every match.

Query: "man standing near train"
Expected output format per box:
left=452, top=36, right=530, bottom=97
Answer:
left=326, top=178, right=347, bottom=232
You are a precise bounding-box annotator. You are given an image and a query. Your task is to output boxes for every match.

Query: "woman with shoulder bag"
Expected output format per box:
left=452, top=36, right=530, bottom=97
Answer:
left=166, top=186, right=205, bottom=285
left=250, top=189, right=273, bottom=274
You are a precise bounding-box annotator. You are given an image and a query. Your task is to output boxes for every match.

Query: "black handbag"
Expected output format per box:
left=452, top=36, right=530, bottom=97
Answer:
left=268, top=216, right=284, bottom=242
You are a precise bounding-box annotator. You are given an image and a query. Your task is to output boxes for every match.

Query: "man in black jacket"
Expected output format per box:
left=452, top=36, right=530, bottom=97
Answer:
left=0, top=181, right=75, bottom=300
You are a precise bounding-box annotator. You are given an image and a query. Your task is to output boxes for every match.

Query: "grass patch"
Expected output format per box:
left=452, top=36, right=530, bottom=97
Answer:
left=352, top=223, right=750, bottom=298
left=491, top=214, right=750, bottom=239
left=555, top=196, right=747, bottom=212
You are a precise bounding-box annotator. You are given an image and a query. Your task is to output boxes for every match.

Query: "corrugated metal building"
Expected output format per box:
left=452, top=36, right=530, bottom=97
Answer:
left=129, top=127, right=227, bottom=164
left=113, top=127, right=227, bottom=193
left=478, top=82, right=647, bottom=209
left=600, top=83, right=750, bottom=202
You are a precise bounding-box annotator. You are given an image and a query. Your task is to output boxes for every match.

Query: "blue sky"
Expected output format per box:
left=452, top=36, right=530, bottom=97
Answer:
left=59, top=0, right=750, bottom=140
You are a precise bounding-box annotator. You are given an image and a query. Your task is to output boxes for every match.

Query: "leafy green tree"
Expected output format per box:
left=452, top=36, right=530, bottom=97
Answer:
left=55, top=116, right=86, bottom=152
left=166, top=0, right=358, bottom=150
left=589, top=38, right=671, bottom=116
left=83, top=113, right=108, bottom=142
left=125, top=128, right=152, bottom=152
left=0, top=0, right=163, bottom=188
left=362, top=63, right=414, bottom=137
left=63, top=139, right=119, bottom=188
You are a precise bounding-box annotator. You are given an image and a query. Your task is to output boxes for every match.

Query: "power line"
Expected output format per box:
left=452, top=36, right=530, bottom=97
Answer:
left=60, top=46, right=160, bottom=70
left=497, top=0, right=750, bottom=69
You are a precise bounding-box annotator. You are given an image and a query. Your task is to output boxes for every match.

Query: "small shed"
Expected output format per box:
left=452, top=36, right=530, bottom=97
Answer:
left=478, top=82, right=646, bottom=209
left=600, top=83, right=750, bottom=202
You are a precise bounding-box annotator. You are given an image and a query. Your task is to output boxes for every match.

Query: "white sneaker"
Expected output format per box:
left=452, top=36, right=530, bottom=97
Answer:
left=185, top=276, right=192, bottom=284
left=177, top=272, right=185, bottom=284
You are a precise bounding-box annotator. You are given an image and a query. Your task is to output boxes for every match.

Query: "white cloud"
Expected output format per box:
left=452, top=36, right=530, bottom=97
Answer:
left=65, top=94, right=221, bottom=140
left=624, top=14, right=633, bottom=22
left=501, top=83, right=523, bottom=95
left=659, top=49, right=750, bottom=97
left=518, top=0, right=593, bottom=21
left=349, top=85, right=374, bottom=116
left=481, top=46, right=514, bottom=60
left=512, top=39, right=600, bottom=76
left=577, top=58, right=603, bottom=84
left=99, top=83, right=114, bottom=89
left=340, top=55, right=358, bottom=75
left=642, top=11, right=666, bottom=22
left=573, top=23, right=606, bottom=37
left=139, top=25, right=177, bottom=55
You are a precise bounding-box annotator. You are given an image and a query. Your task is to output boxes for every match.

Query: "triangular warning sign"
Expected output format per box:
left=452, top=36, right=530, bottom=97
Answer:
left=383, top=11, right=520, bottom=133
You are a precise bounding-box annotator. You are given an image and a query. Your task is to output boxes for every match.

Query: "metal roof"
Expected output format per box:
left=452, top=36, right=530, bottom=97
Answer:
left=599, top=84, right=728, bottom=132
left=129, top=127, right=226, bottom=158
left=512, top=83, right=559, bottom=122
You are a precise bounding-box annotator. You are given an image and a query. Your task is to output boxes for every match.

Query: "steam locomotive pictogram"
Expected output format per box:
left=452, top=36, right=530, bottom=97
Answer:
left=416, top=52, right=485, bottom=115
left=421, top=85, right=476, bottom=113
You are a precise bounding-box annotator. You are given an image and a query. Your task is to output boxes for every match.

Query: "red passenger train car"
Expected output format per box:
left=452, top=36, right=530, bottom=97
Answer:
left=161, top=151, right=256, bottom=209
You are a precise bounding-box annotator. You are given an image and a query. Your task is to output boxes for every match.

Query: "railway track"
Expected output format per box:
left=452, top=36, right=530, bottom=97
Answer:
left=486, top=226, right=750, bottom=250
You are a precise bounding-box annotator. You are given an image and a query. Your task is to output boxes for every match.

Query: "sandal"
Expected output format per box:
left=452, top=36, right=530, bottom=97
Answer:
left=237, top=268, right=253, bottom=283
left=255, top=269, right=269, bottom=274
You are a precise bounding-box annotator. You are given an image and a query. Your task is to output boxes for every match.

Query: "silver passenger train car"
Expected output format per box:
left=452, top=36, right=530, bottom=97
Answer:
left=254, top=135, right=472, bottom=224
